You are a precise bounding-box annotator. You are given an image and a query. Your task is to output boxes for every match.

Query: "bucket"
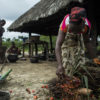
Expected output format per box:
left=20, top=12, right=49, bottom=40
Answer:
left=7, top=54, right=18, bottom=63
left=30, top=56, right=39, bottom=63
left=0, top=91, right=10, bottom=100
left=39, top=55, right=46, bottom=60
left=30, top=36, right=40, bottom=42
left=0, top=75, right=6, bottom=84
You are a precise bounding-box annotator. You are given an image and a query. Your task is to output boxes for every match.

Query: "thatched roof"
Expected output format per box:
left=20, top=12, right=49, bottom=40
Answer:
left=8, top=0, right=84, bottom=35
left=8, top=0, right=100, bottom=37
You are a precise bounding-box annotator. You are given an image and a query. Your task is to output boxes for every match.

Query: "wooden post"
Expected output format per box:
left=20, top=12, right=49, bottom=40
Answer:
left=31, top=44, right=34, bottom=57
left=35, top=43, right=38, bottom=56
left=29, top=32, right=31, bottom=57
left=45, top=42, right=49, bottom=59
left=49, top=35, right=53, bottom=53
left=22, top=44, right=25, bottom=57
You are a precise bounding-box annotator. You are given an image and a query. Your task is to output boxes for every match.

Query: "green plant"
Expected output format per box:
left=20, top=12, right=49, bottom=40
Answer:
left=66, top=49, right=93, bottom=100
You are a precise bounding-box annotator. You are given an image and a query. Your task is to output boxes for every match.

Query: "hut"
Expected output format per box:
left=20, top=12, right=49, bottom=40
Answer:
left=8, top=0, right=100, bottom=56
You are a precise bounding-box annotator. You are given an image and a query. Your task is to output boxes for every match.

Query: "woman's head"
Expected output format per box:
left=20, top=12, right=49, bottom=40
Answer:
left=69, top=17, right=85, bottom=33
left=68, top=22, right=84, bottom=33
left=11, top=42, right=15, bottom=46
left=68, top=6, right=86, bottom=33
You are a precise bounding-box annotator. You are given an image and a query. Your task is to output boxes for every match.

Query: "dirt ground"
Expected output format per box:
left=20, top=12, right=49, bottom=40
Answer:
left=0, top=58, right=57, bottom=100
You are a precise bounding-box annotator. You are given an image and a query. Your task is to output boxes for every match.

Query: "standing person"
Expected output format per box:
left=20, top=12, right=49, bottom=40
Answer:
left=0, top=19, right=6, bottom=63
left=55, top=7, right=96, bottom=77
left=0, top=19, right=6, bottom=46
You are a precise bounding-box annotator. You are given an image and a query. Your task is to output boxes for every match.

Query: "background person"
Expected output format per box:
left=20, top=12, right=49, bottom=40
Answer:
left=7, top=42, right=21, bottom=55
left=0, top=19, right=6, bottom=46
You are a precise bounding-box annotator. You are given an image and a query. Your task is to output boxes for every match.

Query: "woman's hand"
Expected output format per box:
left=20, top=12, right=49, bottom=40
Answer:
left=56, top=66, right=65, bottom=76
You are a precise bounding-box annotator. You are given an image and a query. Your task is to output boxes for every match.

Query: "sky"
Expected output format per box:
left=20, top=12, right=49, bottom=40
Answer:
left=0, top=0, right=40, bottom=39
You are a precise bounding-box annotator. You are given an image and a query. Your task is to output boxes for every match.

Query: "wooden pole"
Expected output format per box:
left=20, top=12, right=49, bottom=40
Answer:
left=35, top=43, right=38, bottom=56
left=31, top=44, right=34, bottom=57
left=45, top=42, right=49, bottom=59
left=29, top=32, right=31, bottom=57
left=49, top=35, right=53, bottom=53
left=22, top=44, right=25, bottom=57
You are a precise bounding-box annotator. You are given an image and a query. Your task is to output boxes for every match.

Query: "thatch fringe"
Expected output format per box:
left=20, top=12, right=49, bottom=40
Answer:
left=8, top=0, right=83, bottom=35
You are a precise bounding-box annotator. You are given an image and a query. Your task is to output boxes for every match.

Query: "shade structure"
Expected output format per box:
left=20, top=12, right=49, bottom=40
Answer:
left=8, top=0, right=100, bottom=45
left=8, top=0, right=100, bottom=57
left=8, top=0, right=87, bottom=36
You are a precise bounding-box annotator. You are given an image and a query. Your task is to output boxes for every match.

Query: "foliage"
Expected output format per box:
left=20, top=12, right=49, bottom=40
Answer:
left=40, top=35, right=57, bottom=48
left=66, top=49, right=93, bottom=100
left=2, top=35, right=57, bottom=51
left=2, top=37, right=23, bottom=50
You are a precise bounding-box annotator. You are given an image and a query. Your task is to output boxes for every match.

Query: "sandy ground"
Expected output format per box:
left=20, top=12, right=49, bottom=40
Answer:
left=0, top=58, right=57, bottom=100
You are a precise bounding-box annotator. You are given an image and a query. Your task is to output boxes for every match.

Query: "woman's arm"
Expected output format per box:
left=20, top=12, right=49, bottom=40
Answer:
left=83, top=27, right=96, bottom=59
left=55, top=30, right=66, bottom=75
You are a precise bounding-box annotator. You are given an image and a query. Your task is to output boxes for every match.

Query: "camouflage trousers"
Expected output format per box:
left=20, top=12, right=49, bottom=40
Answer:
left=0, top=37, right=2, bottom=46
left=61, top=32, right=86, bottom=77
